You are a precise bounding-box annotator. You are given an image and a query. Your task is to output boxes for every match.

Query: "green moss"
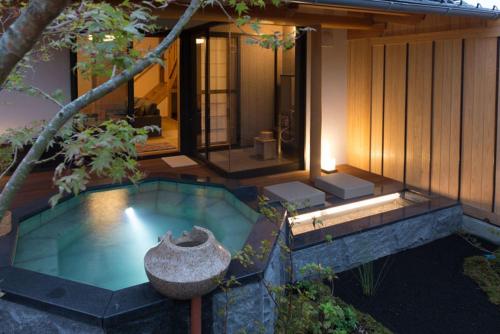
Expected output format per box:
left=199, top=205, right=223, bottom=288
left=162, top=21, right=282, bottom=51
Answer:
left=334, top=298, right=393, bottom=334
left=463, top=249, right=500, bottom=306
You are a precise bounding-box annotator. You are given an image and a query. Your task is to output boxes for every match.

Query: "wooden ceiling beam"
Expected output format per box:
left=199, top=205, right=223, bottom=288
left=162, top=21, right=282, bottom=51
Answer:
left=153, top=5, right=379, bottom=30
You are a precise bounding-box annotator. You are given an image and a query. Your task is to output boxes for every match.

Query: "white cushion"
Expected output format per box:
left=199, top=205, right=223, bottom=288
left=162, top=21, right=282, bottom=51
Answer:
left=315, top=173, right=374, bottom=199
left=263, top=181, right=325, bottom=209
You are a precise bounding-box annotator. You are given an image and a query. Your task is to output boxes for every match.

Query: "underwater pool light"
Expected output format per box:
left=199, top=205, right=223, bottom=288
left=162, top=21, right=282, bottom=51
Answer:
left=125, top=207, right=141, bottom=228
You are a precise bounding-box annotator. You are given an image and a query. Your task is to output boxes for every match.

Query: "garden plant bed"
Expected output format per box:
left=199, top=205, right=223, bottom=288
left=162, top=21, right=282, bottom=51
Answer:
left=335, top=235, right=500, bottom=334
left=464, top=247, right=500, bottom=305
left=335, top=298, right=393, bottom=334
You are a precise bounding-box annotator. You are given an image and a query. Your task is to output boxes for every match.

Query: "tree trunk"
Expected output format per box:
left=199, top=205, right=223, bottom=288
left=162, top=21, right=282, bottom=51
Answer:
left=0, top=0, right=69, bottom=89
left=0, top=0, right=201, bottom=221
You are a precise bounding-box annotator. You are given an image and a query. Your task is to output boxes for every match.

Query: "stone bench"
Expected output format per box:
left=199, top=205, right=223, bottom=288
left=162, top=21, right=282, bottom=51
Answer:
left=263, top=181, right=325, bottom=209
left=315, top=173, right=374, bottom=199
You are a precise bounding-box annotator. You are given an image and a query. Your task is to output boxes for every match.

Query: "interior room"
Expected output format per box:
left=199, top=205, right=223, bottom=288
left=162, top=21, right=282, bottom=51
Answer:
left=195, top=23, right=303, bottom=175
left=75, top=36, right=180, bottom=156
left=132, top=37, right=180, bottom=155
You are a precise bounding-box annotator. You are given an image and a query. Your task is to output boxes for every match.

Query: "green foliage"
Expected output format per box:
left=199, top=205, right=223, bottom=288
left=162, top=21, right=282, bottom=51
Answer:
left=2, top=1, right=158, bottom=92
left=233, top=244, right=257, bottom=268
left=356, top=262, right=375, bottom=297
left=258, top=195, right=280, bottom=222
left=334, top=298, right=393, bottom=334
left=217, top=197, right=391, bottom=334
left=274, top=278, right=358, bottom=334
left=49, top=117, right=156, bottom=206
left=0, top=121, right=45, bottom=177
left=355, top=258, right=392, bottom=297
left=0, top=108, right=161, bottom=207
left=464, top=248, right=500, bottom=305
left=214, top=275, right=241, bottom=334
left=0, top=145, right=13, bottom=173
left=212, top=0, right=309, bottom=51
left=51, top=1, right=158, bottom=79
left=300, top=263, right=337, bottom=284
left=0, top=113, right=157, bottom=206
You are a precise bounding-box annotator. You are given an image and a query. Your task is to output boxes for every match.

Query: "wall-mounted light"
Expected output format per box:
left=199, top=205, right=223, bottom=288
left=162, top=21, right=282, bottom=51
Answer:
left=196, top=38, right=205, bottom=45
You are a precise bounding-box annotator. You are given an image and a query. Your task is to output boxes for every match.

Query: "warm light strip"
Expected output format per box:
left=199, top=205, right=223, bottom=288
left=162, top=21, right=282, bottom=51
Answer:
left=289, top=192, right=401, bottom=225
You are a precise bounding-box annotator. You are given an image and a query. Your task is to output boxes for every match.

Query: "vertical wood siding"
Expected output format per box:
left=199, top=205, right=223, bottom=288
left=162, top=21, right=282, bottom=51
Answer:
left=347, top=33, right=500, bottom=215
left=431, top=39, right=462, bottom=200
left=347, top=39, right=372, bottom=170
left=383, top=44, right=407, bottom=182
left=461, top=38, right=497, bottom=210
left=406, top=41, right=433, bottom=190
left=370, top=45, right=385, bottom=175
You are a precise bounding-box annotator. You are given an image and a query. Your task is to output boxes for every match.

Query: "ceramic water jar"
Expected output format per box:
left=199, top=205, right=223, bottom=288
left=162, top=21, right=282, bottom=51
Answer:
left=144, top=226, right=231, bottom=300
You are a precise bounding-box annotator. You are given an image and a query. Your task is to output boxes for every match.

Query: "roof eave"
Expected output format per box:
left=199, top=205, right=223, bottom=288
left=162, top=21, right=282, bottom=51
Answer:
left=293, top=0, right=500, bottom=19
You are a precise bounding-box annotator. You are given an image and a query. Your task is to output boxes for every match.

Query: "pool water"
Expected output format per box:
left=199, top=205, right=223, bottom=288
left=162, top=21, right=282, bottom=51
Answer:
left=13, top=181, right=259, bottom=291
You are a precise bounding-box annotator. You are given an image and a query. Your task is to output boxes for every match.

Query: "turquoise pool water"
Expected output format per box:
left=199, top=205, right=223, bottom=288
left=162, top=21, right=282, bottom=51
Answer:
left=13, top=181, right=259, bottom=291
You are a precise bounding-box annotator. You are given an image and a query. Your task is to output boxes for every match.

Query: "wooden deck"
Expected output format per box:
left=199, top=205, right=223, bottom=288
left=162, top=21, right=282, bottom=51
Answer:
left=3, top=157, right=497, bottom=227
left=0, top=159, right=500, bottom=231
left=1, top=159, right=398, bottom=211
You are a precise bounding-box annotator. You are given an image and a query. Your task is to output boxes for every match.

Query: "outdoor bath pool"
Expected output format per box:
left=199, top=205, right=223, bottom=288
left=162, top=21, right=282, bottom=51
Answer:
left=12, top=181, right=259, bottom=291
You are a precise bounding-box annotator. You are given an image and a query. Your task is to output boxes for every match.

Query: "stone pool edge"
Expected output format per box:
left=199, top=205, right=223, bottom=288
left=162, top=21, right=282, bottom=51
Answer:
left=0, top=174, right=464, bottom=332
left=0, top=174, right=282, bottom=330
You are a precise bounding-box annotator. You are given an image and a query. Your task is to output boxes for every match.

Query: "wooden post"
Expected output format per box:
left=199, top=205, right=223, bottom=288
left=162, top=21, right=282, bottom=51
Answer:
left=191, top=296, right=202, bottom=334
left=310, top=26, right=322, bottom=181
left=0, top=211, right=12, bottom=237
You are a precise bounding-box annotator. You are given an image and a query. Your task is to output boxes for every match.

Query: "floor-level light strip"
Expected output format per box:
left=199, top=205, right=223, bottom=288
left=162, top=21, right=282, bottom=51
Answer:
left=289, top=192, right=401, bottom=225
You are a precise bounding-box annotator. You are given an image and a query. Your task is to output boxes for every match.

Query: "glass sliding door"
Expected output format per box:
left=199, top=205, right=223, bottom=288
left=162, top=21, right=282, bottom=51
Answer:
left=192, top=23, right=304, bottom=176
left=194, top=28, right=238, bottom=162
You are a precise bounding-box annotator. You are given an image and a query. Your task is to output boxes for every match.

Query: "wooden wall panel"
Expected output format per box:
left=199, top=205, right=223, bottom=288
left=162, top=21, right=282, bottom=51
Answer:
left=496, top=46, right=500, bottom=214
left=461, top=38, right=497, bottom=211
left=431, top=39, right=462, bottom=200
left=406, top=42, right=433, bottom=190
left=347, top=39, right=371, bottom=170
left=347, top=29, right=500, bottom=222
left=370, top=45, right=385, bottom=175
left=382, top=44, right=407, bottom=182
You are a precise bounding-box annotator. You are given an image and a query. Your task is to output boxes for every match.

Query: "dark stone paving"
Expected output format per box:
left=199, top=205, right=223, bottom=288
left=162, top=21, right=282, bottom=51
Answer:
left=0, top=299, right=102, bottom=334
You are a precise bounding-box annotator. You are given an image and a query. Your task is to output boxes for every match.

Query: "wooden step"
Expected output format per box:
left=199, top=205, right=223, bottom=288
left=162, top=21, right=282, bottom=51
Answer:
left=144, top=82, right=169, bottom=105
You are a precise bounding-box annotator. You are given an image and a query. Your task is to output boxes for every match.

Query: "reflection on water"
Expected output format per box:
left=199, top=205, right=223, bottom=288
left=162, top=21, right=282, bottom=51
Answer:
left=13, top=182, right=257, bottom=291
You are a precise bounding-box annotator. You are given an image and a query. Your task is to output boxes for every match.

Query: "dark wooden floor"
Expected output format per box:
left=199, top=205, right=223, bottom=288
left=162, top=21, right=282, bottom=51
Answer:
left=1, top=159, right=400, bottom=211
left=4, top=158, right=498, bottom=226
